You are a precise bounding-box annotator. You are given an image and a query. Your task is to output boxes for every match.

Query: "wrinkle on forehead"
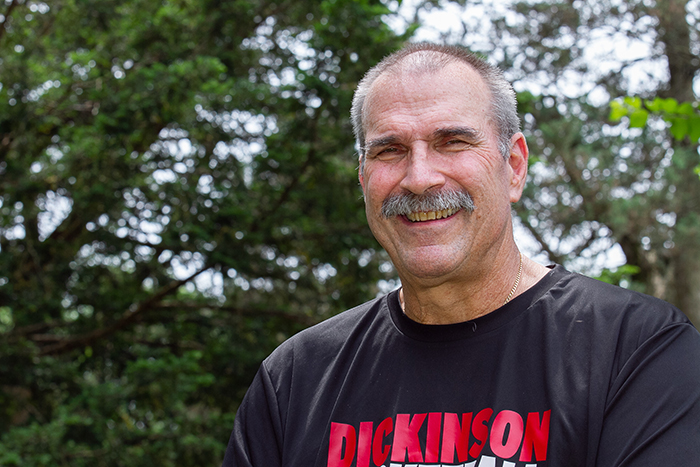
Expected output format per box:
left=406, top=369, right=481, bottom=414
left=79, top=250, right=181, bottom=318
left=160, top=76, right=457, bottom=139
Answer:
left=369, top=54, right=485, bottom=95
left=362, top=61, right=495, bottom=147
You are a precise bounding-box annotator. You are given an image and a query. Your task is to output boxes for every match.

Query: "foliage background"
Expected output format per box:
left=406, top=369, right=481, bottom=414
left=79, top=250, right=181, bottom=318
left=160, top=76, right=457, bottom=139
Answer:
left=0, top=0, right=406, bottom=464
left=1, top=0, right=698, bottom=465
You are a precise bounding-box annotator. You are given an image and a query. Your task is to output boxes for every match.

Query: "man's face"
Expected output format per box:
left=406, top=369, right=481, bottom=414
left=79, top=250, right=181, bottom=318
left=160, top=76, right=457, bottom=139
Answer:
left=359, top=62, right=527, bottom=285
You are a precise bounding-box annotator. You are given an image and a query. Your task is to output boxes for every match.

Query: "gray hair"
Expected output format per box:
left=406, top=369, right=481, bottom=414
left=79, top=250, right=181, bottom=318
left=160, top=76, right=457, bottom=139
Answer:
left=351, top=43, right=520, bottom=161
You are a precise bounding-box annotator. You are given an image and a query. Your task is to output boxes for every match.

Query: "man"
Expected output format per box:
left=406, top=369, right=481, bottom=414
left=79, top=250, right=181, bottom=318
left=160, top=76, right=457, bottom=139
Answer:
left=223, top=43, right=700, bottom=467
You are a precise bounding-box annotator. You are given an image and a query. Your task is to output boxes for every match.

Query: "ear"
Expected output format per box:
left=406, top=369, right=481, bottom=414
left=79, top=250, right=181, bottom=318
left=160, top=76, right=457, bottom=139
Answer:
left=508, top=132, right=529, bottom=203
left=358, top=154, right=366, bottom=191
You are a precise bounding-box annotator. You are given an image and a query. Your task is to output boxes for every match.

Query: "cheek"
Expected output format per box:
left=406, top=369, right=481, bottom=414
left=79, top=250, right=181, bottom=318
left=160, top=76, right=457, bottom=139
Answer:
left=362, top=166, right=399, bottom=200
left=459, top=156, right=510, bottom=190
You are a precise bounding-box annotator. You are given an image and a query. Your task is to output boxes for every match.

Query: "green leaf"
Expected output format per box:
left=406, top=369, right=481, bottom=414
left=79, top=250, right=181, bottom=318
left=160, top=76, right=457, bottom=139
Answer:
left=628, top=109, right=649, bottom=128
left=623, top=96, right=642, bottom=108
left=594, top=265, right=641, bottom=286
left=688, top=116, right=700, bottom=142
left=669, top=117, right=689, bottom=140
left=661, top=97, right=679, bottom=113
left=609, top=100, right=628, bottom=121
left=677, top=102, right=696, bottom=116
left=645, top=97, right=663, bottom=112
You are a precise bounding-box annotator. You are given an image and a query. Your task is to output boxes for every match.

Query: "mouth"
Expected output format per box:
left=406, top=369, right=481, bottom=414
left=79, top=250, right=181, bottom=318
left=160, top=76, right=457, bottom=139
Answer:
left=405, top=208, right=459, bottom=222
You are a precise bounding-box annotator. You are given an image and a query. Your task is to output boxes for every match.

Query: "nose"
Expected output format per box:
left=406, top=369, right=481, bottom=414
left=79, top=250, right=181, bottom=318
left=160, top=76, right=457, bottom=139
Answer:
left=399, top=144, right=446, bottom=195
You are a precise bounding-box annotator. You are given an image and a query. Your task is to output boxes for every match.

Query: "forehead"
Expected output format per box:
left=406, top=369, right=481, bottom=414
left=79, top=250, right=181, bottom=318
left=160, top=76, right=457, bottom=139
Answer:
left=362, top=61, right=493, bottom=140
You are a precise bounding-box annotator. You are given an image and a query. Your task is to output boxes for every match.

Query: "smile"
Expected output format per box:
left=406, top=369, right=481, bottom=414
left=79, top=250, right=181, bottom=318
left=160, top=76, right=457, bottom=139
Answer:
left=406, top=208, right=458, bottom=222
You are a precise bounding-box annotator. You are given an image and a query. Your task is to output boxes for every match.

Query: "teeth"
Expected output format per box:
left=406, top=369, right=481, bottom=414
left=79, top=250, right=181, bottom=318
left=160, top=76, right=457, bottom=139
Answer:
left=406, top=208, right=458, bottom=222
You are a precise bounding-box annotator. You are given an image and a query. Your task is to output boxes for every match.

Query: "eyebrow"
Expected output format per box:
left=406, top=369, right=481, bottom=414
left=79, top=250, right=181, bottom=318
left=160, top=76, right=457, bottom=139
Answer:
left=363, top=126, right=484, bottom=155
left=363, top=135, right=401, bottom=155
left=431, top=126, right=482, bottom=141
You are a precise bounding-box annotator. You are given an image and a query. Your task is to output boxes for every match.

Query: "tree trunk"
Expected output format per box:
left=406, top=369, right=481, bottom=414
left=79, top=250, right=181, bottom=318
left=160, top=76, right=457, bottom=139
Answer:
left=672, top=246, right=700, bottom=328
left=648, top=0, right=700, bottom=326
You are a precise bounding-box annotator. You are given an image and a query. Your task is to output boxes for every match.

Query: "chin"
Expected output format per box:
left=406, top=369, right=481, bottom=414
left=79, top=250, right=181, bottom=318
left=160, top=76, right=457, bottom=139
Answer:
left=398, top=260, right=463, bottom=282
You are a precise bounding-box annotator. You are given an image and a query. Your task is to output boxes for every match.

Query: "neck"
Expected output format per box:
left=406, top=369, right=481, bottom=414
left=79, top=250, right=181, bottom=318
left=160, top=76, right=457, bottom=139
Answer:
left=398, top=251, right=548, bottom=325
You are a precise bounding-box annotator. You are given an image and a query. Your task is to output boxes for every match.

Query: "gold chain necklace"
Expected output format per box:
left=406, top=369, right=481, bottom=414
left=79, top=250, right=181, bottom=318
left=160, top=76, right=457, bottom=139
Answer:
left=504, top=252, right=523, bottom=305
left=398, top=252, right=524, bottom=311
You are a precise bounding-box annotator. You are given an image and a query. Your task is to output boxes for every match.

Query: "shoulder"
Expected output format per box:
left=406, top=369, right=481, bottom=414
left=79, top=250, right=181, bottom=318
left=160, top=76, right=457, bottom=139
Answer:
left=540, top=266, right=697, bottom=362
left=262, top=292, right=393, bottom=375
left=547, top=266, right=689, bottom=326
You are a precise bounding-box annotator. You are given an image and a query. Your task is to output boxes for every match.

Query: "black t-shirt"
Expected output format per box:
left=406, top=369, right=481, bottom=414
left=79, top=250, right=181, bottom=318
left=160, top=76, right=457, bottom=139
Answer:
left=223, top=266, right=700, bottom=466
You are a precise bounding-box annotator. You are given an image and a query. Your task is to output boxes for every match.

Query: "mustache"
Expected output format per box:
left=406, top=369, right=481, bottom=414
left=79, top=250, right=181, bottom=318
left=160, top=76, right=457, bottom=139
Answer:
left=380, top=189, right=476, bottom=219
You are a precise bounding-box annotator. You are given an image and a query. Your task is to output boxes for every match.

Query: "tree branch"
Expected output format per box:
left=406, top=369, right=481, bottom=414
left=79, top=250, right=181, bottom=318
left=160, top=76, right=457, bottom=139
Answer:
left=0, top=0, right=17, bottom=44
left=249, top=152, right=316, bottom=234
left=514, top=208, right=564, bottom=264
left=38, top=266, right=211, bottom=356
left=152, top=302, right=320, bottom=327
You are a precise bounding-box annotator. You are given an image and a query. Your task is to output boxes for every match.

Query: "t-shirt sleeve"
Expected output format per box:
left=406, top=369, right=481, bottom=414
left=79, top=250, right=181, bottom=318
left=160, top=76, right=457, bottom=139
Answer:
left=596, top=322, right=700, bottom=466
left=221, top=363, right=283, bottom=467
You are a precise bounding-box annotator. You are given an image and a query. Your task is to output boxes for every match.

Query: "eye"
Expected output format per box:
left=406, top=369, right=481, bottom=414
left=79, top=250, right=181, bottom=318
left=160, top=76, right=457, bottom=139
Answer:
left=371, top=145, right=405, bottom=161
left=440, top=139, right=471, bottom=151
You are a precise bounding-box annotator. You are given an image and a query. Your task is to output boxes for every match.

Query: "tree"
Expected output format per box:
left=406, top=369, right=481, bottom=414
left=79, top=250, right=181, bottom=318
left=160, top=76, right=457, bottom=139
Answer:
left=0, top=0, right=409, bottom=464
left=610, top=95, right=700, bottom=160
left=427, top=0, right=700, bottom=326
